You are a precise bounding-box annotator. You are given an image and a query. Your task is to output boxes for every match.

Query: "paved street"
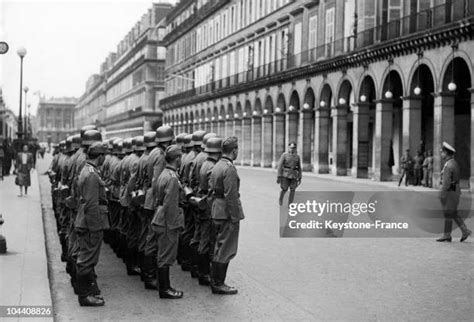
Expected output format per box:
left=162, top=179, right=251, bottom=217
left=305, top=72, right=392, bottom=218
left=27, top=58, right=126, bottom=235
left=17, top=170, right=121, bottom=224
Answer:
left=35, top=153, right=473, bottom=321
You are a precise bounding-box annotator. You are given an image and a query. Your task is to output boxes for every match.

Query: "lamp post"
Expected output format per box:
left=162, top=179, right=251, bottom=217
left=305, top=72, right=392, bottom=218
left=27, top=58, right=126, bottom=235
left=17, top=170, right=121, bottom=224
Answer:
left=16, top=47, right=27, bottom=139
left=27, top=104, right=31, bottom=139
left=23, top=86, right=29, bottom=139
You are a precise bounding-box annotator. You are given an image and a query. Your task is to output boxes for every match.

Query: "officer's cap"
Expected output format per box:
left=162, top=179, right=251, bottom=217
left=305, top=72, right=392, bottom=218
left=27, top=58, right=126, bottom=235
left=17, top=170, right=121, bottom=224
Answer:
left=191, top=130, right=207, bottom=146
left=82, top=130, right=102, bottom=146
left=183, top=134, right=193, bottom=148
left=144, top=131, right=157, bottom=147
left=202, top=132, right=217, bottom=149
left=88, top=142, right=108, bottom=155
left=205, top=137, right=223, bottom=153
left=156, top=125, right=175, bottom=143
left=165, top=144, right=182, bottom=159
left=222, top=136, right=238, bottom=151
left=134, top=136, right=146, bottom=151
left=442, top=142, right=456, bottom=154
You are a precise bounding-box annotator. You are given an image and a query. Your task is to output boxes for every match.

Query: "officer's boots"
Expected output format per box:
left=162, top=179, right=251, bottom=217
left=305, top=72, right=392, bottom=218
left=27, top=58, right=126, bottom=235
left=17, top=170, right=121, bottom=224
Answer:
left=288, top=189, right=296, bottom=205
left=211, top=262, right=237, bottom=295
left=59, top=234, right=68, bottom=262
left=77, top=274, right=105, bottom=307
left=279, top=190, right=286, bottom=206
left=198, top=254, right=211, bottom=286
left=437, top=219, right=453, bottom=242
left=454, top=217, right=472, bottom=242
left=190, top=245, right=199, bottom=278
left=157, top=267, right=183, bottom=299
left=126, top=248, right=141, bottom=276
left=142, top=255, right=158, bottom=290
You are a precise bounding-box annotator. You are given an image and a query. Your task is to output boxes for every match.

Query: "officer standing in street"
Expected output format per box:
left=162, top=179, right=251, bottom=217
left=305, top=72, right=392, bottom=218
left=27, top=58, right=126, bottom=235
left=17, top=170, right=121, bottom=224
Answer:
left=436, top=142, right=472, bottom=242
left=75, top=141, right=109, bottom=307
left=197, top=137, right=222, bottom=286
left=209, top=136, right=244, bottom=295
left=277, top=141, right=302, bottom=206
left=151, top=144, right=185, bottom=299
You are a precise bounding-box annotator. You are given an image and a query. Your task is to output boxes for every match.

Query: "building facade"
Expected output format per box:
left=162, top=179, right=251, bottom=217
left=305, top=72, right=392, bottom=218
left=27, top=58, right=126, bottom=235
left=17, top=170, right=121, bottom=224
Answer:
left=0, top=88, right=18, bottom=140
left=75, top=3, right=172, bottom=139
left=36, top=97, right=76, bottom=143
left=160, top=0, right=474, bottom=190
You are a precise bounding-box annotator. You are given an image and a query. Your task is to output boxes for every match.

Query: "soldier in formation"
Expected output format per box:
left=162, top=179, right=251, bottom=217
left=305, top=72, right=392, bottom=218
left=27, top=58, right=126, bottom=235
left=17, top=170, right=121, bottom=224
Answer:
left=47, top=125, right=245, bottom=307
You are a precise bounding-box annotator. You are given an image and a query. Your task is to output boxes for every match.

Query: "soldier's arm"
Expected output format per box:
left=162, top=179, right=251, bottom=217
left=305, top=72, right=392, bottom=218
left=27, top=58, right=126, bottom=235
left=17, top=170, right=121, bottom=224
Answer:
left=144, top=156, right=154, bottom=190
left=127, top=160, right=139, bottom=194
left=277, top=154, right=285, bottom=177
left=84, top=173, right=100, bottom=218
left=162, top=176, right=179, bottom=216
left=297, top=155, right=302, bottom=180
left=152, top=156, right=166, bottom=187
left=223, top=166, right=241, bottom=223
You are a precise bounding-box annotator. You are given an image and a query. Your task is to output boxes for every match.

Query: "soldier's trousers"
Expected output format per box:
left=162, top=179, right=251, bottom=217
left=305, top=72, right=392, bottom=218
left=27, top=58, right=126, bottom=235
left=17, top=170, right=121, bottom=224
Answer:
left=213, top=219, right=240, bottom=264
left=126, top=207, right=141, bottom=250
left=118, top=207, right=130, bottom=236
left=138, top=209, right=153, bottom=253
left=152, top=225, right=179, bottom=268
left=144, top=208, right=158, bottom=257
left=108, top=200, right=121, bottom=231
left=67, top=208, right=79, bottom=260
left=198, top=218, right=215, bottom=258
left=75, top=228, right=103, bottom=276
left=280, top=178, right=298, bottom=191
left=59, top=206, right=71, bottom=237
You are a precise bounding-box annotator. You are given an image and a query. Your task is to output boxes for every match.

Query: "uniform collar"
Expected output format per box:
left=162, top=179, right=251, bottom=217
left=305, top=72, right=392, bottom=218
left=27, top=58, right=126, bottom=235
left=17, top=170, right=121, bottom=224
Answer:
left=86, top=160, right=98, bottom=169
left=207, top=155, right=219, bottom=162
left=222, top=156, right=233, bottom=163
left=166, top=165, right=177, bottom=172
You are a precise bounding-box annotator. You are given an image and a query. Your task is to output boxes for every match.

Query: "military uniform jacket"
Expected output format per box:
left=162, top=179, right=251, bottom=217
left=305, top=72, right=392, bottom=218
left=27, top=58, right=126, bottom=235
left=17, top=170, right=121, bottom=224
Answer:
left=136, top=152, right=150, bottom=190
left=199, top=156, right=218, bottom=219
left=439, top=157, right=461, bottom=200
left=109, top=157, right=123, bottom=200
left=179, top=149, right=197, bottom=186
left=189, top=151, right=208, bottom=190
left=209, top=156, right=245, bottom=223
left=400, top=155, right=413, bottom=170
left=126, top=153, right=140, bottom=202
left=151, top=166, right=184, bottom=230
left=74, top=161, right=110, bottom=231
left=144, top=146, right=166, bottom=210
left=119, top=154, right=133, bottom=207
left=277, top=152, right=302, bottom=180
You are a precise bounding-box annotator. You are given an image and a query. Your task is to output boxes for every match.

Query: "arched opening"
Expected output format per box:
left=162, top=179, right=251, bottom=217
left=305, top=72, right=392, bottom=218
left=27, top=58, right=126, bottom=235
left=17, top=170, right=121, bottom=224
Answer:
left=218, top=105, right=226, bottom=137
left=234, top=102, right=243, bottom=164
left=288, top=90, right=300, bottom=144
left=355, top=75, right=376, bottom=178
left=263, top=95, right=274, bottom=167
left=226, top=103, right=234, bottom=137
left=252, top=98, right=263, bottom=166
left=274, top=93, right=287, bottom=167
left=441, top=57, right=472, bottom=187
left=333, top=79, right=354, bottom=175
left=315, top=84, right=332, bottom=173
left=302, top=88, right=315, bottom=170
left=242, top=100, right=252, bottom=165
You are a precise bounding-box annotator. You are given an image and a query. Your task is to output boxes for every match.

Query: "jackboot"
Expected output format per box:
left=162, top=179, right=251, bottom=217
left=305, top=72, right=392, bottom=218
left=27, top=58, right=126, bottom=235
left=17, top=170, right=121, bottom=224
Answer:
left=126, top=248, right=141, bottom=276
left=288, top=190, right=296, bottom=205
left=437, top=219, right=453, bottom=242
left=158, top=267, right=183, bottom=299
left=454, top=217, right=472, bottom=242
left=143, top=255, right=158, bottom=290
left=189, top=246, right=199, bottom=278
left=198, top=253, right=211, bottom=286
left=90, top=271, right=102, bottom=297
left=279, top=190, right=286, bottom=206
left=138, top=252, right=145, bottom=281
left=59, top=234, right=68, bottom=262
left=211, top=262, right=237, bottom=295
left=77, top=273, right=105, bottom=307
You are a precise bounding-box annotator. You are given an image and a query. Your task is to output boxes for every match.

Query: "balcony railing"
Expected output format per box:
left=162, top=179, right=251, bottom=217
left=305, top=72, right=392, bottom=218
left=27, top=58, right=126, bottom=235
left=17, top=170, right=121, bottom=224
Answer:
left=161, top=0, right=473, bottom=106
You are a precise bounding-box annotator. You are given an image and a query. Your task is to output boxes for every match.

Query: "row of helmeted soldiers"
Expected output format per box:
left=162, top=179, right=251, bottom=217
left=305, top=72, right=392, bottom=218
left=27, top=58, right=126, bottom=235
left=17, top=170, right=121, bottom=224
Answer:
left=48, top=125, right=244, bottom=306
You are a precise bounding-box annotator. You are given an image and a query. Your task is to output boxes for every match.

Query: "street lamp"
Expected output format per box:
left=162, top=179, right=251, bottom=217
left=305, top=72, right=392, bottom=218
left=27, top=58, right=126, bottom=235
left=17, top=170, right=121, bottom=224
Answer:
left=17, top=47, right=27, bottom=139
left=23, top=86, right=29, bottom=138
left=27, top=103, right=31, bottom=139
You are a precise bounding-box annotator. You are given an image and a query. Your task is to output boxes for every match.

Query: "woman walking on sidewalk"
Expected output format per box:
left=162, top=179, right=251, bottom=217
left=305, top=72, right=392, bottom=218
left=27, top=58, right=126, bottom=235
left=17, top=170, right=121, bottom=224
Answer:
left=15, top=144, right=33, bottom=197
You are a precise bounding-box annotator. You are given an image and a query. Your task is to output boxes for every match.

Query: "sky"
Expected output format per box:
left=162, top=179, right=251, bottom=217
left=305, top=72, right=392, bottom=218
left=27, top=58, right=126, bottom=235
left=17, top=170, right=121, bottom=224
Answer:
left=0, top=0, right=176, bottom=116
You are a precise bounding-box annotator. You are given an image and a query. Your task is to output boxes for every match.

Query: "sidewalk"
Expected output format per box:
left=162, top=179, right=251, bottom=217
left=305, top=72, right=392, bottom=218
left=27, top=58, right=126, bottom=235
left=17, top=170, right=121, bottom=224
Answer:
left=239, top=165, right=473, bottom=194
left=0, top=168, right=53, bottom=321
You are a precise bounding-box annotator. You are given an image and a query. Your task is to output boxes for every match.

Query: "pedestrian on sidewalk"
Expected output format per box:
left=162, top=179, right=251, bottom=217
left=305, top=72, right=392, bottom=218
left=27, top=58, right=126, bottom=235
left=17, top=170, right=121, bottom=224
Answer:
left=436, top=142, right=471, bottom=243
left=14, top=144, right=33, bottom=197
left=277, top=142, right=302, bottom=206
left=398, top=149, right=413, bottom=187
left=413, top=150, right=424, bottom=186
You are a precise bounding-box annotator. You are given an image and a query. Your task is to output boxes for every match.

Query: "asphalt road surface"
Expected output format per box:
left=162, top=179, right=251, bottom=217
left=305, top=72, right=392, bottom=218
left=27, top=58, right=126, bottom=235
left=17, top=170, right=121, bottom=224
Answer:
left=37, top=154, right=473, bottom=321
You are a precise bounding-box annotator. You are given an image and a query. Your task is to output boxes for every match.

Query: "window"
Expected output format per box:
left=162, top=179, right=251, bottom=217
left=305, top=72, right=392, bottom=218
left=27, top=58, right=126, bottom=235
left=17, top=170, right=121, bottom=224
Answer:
left=325, top=8, right=335, bottom=44
left=309, top=15, right=318, bottom=49
left=389, top=0, right=402, bottom=21
left=230, top=51, right=235, bottom=76
left=294, top=22, right=302, bottom=54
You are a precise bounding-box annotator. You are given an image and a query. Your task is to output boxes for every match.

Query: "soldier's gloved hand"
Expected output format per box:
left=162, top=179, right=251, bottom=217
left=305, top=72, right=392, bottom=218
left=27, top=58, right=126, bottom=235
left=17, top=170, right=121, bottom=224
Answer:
left=277, top=177, right=281, bottom=184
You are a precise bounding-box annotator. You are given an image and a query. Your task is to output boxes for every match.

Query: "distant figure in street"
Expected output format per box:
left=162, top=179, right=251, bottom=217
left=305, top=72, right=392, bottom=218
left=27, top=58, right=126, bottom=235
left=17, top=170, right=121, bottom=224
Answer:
left=436, top=142, right=471, bottom=242
left=277, top=142, right=302, bottom=206
left=2, top=139, right=13, bottom=176
left=398, top=149, right=413, bottom=187
left=413, top=150, right=424, bottom=186
left=422, top=150, right=434, bottom=187
left=15, top=144, right=33, bottom=197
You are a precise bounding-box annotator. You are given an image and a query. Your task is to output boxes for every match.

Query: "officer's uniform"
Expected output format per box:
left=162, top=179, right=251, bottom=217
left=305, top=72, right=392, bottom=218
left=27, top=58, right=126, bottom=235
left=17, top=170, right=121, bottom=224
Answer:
left=74, top=142, right=109, bottom=306
left=107, top=142, right=124, bottom=252
left=437, top=142, right=471, bottom=242
left=277, top=148, right=302, bottom=205
left=151, top=145, right=184, bottom=299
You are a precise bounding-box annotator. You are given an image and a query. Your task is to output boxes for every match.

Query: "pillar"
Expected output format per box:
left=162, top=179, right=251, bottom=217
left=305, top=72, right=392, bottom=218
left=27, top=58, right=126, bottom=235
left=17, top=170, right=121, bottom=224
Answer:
left=287, top=111, right=299, bottom=144
left=242, top=116, right=251, bottom=165
left=432, top=92, right=455, bottom=188
left=331, top=105, right=348, bottom=176
left=225, top=117, right=234, bottom=137
left=402, top=96, right=422, bottom=154
left=234, top=118, right=243, bottom=165
left=470, top=89, right=474, bottom=191
left=314, top=107, right=330, bottom=173
left=262, top=113, right=273, bottom=167
left=251, top=115, right=262, bottom=166
left=373, top=99, right=393, bottom=181
left=352, top=102, right=370, bottom=178
left=212, top=120, right=219, bottom=133
left=218, top=119, right=226, bottom=137
left=273, top=112, right=286, bottom=168
left=301, top=109, right=313, bottom=171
